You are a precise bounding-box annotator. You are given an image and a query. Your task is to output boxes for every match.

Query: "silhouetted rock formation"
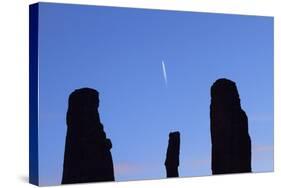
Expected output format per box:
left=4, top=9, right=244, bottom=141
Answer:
left=165, top=131, right=180, bottom=177
left=210, top=78, right=251, bottom=174
left=62, top=88, right=114, bottom=184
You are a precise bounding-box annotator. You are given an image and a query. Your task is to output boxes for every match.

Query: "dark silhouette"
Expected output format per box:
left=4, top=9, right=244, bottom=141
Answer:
left=62, top=88, right=114, bottom=184
left=210, top=78, right=251, bottom=174
left=165, top=131, right=180, bottom=177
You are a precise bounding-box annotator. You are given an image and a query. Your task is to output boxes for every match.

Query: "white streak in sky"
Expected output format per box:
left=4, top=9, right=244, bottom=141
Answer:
left=162, top=60, right=168, bottom=87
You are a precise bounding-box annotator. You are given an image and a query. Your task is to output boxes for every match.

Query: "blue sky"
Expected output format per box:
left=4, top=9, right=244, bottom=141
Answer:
left=37, top=3, right=274, bottom=186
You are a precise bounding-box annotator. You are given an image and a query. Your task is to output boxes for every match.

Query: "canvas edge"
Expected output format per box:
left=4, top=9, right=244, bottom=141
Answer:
left=29, top=3, right=39, bottom=186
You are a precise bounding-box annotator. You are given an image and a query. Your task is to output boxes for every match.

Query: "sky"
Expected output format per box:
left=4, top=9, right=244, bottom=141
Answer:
left=37, top=3, right=274, bottom=186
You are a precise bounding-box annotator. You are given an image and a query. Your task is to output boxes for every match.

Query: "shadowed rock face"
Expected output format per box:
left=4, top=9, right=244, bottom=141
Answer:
left=210, top=78, right=251, bottom=174
left=62, top=88, right=114, bottom=184
left=165, top=131, right=180, bottom=177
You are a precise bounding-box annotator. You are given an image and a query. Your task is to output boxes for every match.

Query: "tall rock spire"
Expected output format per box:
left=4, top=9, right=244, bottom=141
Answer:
left=210, top=78, right=251, bottom=174
left=165, top=131, right=180, bottom=177
left=62, top=88, right=114, bottom=184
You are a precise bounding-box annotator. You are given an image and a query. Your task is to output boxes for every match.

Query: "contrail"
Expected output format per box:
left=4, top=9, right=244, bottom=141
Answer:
left=162, top=60, right=168, bottom=87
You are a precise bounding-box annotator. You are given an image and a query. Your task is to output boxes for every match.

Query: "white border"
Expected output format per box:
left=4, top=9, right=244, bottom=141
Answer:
left=0, top=0, right=279, bottom=188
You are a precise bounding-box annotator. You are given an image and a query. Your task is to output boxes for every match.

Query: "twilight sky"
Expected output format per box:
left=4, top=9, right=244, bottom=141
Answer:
left=36, top=3, right=274, bottom=186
